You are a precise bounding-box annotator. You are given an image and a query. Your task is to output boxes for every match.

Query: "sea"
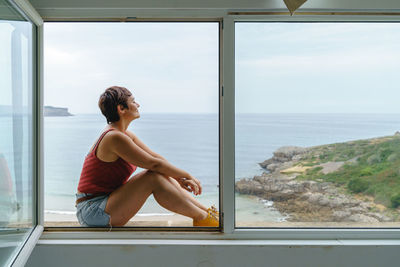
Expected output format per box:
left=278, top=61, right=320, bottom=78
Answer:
left=40, top=113, right=400, bottom=222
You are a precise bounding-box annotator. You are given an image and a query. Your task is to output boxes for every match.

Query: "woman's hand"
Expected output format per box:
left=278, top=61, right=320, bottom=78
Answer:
left=177, top=175, right=202, bottom=195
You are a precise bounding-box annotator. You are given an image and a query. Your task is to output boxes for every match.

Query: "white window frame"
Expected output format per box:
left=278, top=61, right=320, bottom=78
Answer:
left=3, top=0, right=44, bottom=266
left=39, top=18, right=224, bottom=234
left=34, top=9, right=400, bottom=241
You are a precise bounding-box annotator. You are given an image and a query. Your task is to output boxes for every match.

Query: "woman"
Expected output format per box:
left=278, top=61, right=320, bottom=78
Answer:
left=76, top=86, right=218, bottom=227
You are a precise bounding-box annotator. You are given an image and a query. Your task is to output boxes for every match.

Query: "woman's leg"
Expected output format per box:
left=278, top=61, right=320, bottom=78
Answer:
left=164, top=176, right=208, bottom=212
left=105, top=170, right=207, bottom=226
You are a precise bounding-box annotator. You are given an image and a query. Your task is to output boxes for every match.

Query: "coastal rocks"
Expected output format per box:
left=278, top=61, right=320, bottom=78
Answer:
left=347, top=214, right=379, bottom=223
left=259, top=146, right=307, bottom=172
left=332, top=210, right=351, bottom=220
left=328, top=197, right=348, bottom=208
left=235, top=179, right=264, bottom=195
left=274, top=146, right=308, bottom=159
left=236, top=173, right=388, bottom=222
left=366, top=213, right=391, bottom=222
left=236, top=145, right=394, bottom=223
left=263, top=163, right=280, bottom=172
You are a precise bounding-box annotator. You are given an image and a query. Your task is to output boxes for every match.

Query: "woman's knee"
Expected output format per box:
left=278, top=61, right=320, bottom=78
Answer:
left=145, top=170, right=166, bottom=187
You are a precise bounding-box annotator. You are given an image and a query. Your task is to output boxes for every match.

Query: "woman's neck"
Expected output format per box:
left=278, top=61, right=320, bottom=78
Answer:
left=109, top=120, right=129, bottom=132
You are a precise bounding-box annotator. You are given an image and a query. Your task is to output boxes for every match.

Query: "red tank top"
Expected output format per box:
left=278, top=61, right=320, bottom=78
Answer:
left=77, top=128, right=137, bottom=194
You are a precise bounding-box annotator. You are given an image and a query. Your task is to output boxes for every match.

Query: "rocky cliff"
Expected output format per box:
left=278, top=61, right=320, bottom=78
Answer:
left=236, top=143, right=396, bottom=223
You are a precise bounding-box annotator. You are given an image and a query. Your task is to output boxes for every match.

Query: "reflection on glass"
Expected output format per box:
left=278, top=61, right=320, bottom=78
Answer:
left=0, top=154, right=18, bottom=225
left=235, top=23, right=400, bottom=227
left=0, top=0, right=34, bottom=265
left=44, top=23, right=219, bottom=227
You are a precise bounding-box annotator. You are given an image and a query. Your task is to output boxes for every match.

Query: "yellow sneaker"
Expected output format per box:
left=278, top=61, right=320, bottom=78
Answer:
left=193, top=210, right=219, bottom=227
left=207, top=205, right=219, bottom=217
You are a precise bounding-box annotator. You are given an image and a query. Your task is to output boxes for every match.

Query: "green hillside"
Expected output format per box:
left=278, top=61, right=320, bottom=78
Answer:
left=296, top=134, right=400, bottom=209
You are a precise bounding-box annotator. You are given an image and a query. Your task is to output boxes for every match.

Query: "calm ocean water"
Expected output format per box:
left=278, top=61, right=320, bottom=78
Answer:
left=40, top=113, right=400, bottom=221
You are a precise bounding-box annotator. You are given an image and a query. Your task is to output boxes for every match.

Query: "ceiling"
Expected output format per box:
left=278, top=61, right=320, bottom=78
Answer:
left=25, top=0, right=400, bottom=20
left=29, top=0, right=400, bottom=12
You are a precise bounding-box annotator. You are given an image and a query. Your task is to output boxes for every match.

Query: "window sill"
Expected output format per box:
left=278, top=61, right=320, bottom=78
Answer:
left=40, top=227, right=400, bottom=241
left=36, top=238, right=400, bottom=246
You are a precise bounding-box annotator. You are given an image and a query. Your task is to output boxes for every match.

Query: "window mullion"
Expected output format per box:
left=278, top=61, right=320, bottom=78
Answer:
left=221, top=16, right=235, bottom=233
left=37, top=23, right=44, bottom=227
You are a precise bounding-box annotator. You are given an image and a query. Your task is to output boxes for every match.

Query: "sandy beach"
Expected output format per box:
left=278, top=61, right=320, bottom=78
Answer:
left=44, top=211, right=193, bottom=227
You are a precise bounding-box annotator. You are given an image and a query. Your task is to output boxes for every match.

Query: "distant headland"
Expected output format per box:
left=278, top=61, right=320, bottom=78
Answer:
left=44, top=106, right=73, bottom=117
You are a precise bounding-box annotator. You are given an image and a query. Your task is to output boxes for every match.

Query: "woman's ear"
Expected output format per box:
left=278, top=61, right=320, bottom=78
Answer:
left=117, top=104, right=125, bottom=114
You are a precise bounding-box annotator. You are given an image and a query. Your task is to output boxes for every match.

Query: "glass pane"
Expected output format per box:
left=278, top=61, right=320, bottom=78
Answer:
left=0, top=0, right=35, bottom=265
left=235, top=22, right=400, bottom=227
left=44, top=22, right=219, bottom=227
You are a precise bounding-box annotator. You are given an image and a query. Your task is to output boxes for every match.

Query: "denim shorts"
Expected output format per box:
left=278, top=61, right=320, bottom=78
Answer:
left=75, top=192, right=112, bottom=228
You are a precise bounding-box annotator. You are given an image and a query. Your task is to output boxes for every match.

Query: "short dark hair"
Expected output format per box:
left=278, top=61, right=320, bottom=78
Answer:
left=98, top=86, right=132, bottom=124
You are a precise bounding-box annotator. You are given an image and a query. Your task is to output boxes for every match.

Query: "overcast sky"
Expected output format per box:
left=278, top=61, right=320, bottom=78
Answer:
left=44, top=22, right=219, bottom=114
left=236, top=23, right=400, bottom=113
left=41, top=22, right=400, bottom=114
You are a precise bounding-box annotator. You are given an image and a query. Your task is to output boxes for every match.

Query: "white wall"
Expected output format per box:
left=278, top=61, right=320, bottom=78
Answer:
left=27, top=242, right=399, bottom=267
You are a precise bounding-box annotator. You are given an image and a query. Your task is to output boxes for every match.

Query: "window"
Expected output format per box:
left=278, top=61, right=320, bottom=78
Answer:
left=3, top=1, right=400, bottom=264
left=3, top=2, right=400, bottom=249
left=43, top=22, right=220, bottom=228
left=235, top=22, right=400, bottom=228
left=0, top=0, right=36, bottom=264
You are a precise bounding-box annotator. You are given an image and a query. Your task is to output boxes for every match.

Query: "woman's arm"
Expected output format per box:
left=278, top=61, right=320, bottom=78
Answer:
left=109, top=131, right=202, bottom=195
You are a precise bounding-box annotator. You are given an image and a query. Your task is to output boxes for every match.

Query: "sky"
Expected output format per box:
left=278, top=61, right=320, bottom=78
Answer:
left=37, top=22, right=400, bottom=114
left=43, top=22, right=219, bottom=114
left=235, top=23, right=400, bottom=113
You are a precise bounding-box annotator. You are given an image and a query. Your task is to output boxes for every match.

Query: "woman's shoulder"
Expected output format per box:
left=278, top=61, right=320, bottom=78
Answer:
left=124, top=130, right=136, bottom=140
left=102, top=129, right=132, bottom=145
left=103, top=128, right=126, bottom=138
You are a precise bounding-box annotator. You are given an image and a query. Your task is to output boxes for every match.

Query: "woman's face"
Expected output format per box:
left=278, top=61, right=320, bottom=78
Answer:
left=125, top=96, right=140, bottom=120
